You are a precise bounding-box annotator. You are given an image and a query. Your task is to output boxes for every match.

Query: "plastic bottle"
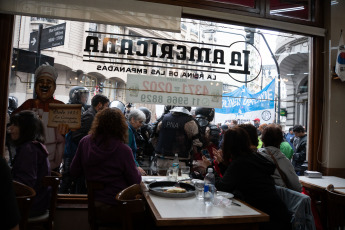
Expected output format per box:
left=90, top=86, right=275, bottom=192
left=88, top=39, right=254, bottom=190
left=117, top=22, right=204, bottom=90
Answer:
left=172, top=153, right=180, bottom=169
left=203, top=185, right=213, bottom=206
left=204, top=168, right=215, bottom=205
left=172, top=153, right=179, bottom=180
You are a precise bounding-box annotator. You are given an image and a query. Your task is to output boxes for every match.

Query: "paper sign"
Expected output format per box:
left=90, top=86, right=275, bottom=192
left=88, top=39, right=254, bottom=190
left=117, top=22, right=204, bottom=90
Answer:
left=126, top=74, right=223, bottom=108
left=48, top=104, right=82, bottom=129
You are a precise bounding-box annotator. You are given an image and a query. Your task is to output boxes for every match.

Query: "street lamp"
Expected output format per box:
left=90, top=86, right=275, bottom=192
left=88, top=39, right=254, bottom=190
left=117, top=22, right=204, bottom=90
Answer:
left=257, top=31, right=281, bottom=124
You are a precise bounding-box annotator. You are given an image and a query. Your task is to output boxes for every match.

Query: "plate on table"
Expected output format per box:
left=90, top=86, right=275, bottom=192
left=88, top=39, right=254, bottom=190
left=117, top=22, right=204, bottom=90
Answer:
left=148, top=181, right=195, bottom=198
left=216, top=191, right=234, bottom=199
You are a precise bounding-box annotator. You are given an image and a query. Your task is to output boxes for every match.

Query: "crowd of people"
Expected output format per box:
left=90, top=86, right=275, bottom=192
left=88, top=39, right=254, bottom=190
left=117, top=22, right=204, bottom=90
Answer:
left=3, top=64, right=310, bottom=230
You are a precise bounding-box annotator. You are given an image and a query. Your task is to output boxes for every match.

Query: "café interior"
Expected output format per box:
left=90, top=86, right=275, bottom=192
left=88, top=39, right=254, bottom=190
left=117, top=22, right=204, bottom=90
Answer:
left=0, top=0, right=345, bottom=229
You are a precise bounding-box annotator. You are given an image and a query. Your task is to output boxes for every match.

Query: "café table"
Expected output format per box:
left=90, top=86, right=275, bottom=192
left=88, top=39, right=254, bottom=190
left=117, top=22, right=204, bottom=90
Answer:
left=299, top=176, right=345, bottom=191
left=141, top=176, right=269, bottom=230
left=299, top=175, right=345, bottom=229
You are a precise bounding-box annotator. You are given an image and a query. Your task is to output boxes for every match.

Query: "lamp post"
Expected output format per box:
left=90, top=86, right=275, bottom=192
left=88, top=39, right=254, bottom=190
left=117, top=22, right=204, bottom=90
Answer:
left=257, top=32, right=281, bottom=124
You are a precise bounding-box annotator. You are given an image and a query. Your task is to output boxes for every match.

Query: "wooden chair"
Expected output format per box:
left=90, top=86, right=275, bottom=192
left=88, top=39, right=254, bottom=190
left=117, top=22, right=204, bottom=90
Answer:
left=27, top=171, right=62, bottom=230
left=326, top=184, right=345, bottom=230
left=115, top=184, right=149, bottom=230
left=13, top=181, right=36, bottom=230
left=87, top=181, right=123, bottom=230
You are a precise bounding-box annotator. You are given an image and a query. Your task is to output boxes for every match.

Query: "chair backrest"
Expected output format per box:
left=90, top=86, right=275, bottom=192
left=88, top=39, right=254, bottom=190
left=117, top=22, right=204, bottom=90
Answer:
left=86, top=181, right=123, bottom=230
left=13, top=180, right=36, bottom=230
left=27, top=171, right=62, bottom=230
left=86, top=181, right=105, bottom=226
left=116, top=184, right=146, bottom=230
left=326, top=184, right=345, bottom=230
left=44, top=171, right=62, bottom=224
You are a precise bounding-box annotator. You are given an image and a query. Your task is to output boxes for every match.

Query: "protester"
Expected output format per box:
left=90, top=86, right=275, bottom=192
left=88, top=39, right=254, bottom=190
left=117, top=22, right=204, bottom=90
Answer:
left=292, top=125, right=308, bottom=175
left=285, top=127, right=295, bottom=150
left=127, top=109, right=147, bottom=176
left=215, top=127, right=291, bottom=230
left=9, top=110, right=51, bottom=217
left=258, top=124, right=302, bottom=192
left=70, top=108, right=141, bottom=205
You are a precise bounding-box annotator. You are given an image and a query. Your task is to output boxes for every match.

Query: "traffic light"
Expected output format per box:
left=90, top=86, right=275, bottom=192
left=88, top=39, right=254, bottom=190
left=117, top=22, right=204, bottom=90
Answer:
left=245, top=30, right=255, bottom=45
left=99, top=82, right=104, bottom=93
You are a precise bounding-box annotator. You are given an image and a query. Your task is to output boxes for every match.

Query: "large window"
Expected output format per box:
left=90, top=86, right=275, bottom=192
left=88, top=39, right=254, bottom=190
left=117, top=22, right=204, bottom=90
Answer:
left=8, top=15, right=312, bottom=195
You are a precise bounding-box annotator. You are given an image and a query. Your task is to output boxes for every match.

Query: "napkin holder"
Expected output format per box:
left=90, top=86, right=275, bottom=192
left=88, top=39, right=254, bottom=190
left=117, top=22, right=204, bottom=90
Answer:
left=304, top=170, right=322, bottom=178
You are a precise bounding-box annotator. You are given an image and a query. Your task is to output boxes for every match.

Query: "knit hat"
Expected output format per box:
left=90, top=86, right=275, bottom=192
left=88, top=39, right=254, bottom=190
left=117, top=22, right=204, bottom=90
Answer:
left=34, top=64, right=58, bottom=82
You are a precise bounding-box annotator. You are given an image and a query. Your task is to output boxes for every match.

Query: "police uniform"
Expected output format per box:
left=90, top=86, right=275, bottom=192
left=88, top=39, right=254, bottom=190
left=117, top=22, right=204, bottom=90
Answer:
left=152, top=107, right=202, bottom=174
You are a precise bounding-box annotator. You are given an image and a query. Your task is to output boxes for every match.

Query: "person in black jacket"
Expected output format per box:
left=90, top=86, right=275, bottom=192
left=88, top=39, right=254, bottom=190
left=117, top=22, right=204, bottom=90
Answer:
left=69, top=94, right=109, bottom=193
left=292, top=125, right=308, bottom=175
left=215, top=127, right=291, bottom=230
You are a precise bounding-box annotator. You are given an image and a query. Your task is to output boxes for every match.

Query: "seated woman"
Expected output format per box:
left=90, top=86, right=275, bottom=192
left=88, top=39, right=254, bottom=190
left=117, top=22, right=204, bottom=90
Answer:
left=9, top=110, right=51, bottom=217
left=70, top=108, right=141, bottom=205
left=258, top=124, right=302, bottom=192
left=215, top=127, right=291, bottom=230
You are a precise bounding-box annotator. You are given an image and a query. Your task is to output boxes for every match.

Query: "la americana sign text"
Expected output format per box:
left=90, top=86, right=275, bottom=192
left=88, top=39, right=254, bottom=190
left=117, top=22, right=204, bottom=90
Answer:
left=83, top=31, right=262, bottom=82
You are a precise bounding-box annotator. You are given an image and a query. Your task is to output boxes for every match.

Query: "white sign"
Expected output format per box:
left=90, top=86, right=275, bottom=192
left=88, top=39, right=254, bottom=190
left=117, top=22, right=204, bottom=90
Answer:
left=126, top=74, right=223, bottom=108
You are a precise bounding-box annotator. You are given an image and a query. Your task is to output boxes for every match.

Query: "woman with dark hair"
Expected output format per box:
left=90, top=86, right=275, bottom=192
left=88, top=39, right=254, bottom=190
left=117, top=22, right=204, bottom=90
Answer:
left=215, top=127, right=291, bottom=230
left=258, top=124, right=302, bottom=192
left=8, top=110, right=51, bottom=217
left=70, top=108, right=141, bottom=205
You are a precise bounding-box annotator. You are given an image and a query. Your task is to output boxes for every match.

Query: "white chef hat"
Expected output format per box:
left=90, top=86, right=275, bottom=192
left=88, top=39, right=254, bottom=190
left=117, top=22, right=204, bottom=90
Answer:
left=34, top=64, right=58, bottom=82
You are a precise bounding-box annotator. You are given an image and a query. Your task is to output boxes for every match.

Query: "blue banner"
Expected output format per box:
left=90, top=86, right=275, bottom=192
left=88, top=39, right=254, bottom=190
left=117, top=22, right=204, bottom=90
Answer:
left=215, top=79, right=275, bottom=124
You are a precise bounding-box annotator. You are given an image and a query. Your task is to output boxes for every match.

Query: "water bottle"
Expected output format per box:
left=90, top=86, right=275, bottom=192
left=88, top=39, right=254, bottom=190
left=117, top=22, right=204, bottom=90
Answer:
left=203, top=185, right=213, bottom=206
left=204, top=168, right=215, bottom=205
left=172, top=153, right=179, bottom=180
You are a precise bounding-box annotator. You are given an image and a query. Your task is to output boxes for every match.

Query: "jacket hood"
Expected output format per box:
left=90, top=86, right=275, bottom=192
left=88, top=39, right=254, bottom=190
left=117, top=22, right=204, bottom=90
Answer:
left=259, top=146, right=287, bottom=161
left=85, top=135, right=122, bottom=164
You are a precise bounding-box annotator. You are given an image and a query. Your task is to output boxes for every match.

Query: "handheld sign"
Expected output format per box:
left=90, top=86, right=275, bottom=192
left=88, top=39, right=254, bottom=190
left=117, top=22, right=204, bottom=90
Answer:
left=47, top=104, right=82, bottom=129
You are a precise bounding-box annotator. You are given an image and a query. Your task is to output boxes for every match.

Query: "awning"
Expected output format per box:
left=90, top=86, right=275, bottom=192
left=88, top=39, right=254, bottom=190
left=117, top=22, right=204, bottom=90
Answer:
left=0, top=0, right=181, bottom=32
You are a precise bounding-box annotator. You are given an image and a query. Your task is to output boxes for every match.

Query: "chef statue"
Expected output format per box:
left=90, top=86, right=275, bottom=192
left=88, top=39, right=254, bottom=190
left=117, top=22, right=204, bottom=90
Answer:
left=12, top=64, right=67, bottom=171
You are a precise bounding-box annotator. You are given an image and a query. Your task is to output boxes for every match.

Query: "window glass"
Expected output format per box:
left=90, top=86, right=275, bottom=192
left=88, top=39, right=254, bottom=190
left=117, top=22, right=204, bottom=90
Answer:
left=8, top=16, right=311, bottom=194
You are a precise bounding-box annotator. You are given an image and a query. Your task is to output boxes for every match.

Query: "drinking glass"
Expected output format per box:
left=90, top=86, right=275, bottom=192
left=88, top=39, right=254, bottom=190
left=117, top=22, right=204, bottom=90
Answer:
left=180, top=166, right=190, bottom=179
left=166, top=167, right=177, bottom=181
left=194, top=180, right=204, bottom=200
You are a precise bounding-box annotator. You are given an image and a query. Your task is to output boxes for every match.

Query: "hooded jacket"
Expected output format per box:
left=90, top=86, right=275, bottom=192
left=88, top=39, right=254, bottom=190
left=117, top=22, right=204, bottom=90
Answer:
left=259, top=146, right=302, bottom=192
left=70, top=134, right=141, bottom=205
left=12, top=141, right=51, bottom=215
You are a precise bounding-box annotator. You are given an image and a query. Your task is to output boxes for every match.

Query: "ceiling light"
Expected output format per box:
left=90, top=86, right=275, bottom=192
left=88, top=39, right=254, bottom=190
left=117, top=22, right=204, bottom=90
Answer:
left=286, top=73, right=295, bottom=76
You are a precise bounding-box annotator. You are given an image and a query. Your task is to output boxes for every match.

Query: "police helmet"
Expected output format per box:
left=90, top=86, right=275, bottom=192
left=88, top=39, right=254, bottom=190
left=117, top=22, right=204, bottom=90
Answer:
left=8, top=96, right=18, bottom=114
left=138, top=107, right=151, bottom=124
left=170, top=106, right=191, bottom=115
left=69, top=86, right=90, bottom=105
left=164, top=105, right=172, bottom=115
left=109, top=100, right=126, bottom=114
left=195, top=107, right=215, bottom=122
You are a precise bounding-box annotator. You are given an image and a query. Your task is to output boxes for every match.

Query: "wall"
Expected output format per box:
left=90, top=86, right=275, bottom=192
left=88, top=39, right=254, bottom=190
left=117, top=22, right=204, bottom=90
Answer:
left=323, top=0, right=345, bottom=176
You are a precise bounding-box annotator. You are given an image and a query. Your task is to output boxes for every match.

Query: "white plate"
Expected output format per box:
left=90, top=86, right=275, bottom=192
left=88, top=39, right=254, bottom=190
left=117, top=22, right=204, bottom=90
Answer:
left=216, top=191, right=234, bottom=199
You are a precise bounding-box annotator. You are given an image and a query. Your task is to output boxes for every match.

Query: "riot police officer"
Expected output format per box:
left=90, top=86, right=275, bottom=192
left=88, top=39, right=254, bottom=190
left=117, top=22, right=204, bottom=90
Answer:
left=8, top=96, right=18, bottom=115
left=151, top=106, right=202, bottom=174
left=194, top=107, right=221, bottom=161
left=68, top=86, right=90, bottom=113
left=109, top=100, right=126, bottom=114
left=137, top=107, right=153, bottom=167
